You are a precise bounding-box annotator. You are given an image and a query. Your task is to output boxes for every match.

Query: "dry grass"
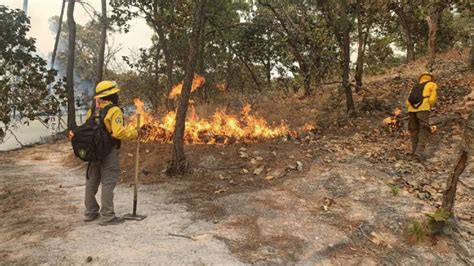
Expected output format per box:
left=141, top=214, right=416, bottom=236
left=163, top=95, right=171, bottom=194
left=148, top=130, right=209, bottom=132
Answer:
left=363, top=48, right=469, bottom=84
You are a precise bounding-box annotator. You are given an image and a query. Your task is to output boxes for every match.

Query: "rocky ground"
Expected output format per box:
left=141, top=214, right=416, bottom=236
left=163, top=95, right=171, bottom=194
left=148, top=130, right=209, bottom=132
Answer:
left=0, top=50, right=473, bottom=264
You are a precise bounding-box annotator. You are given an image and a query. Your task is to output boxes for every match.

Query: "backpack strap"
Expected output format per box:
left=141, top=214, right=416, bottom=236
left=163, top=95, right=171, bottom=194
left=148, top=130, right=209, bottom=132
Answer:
left=98, top=103, right=121, bottom=148
left=420, top=81, right=430, bottom=98
left=99, top=104, right=118, bottom=125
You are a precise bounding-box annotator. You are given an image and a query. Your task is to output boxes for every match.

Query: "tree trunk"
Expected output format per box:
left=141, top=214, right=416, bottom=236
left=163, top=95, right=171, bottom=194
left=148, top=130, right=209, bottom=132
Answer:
left=259, top=0, right=310, bottom=95
left=442, top=107, right=473, bottom=216
left=427, top=4, right=447, bottom=71
left=393, top=6, right=415, bottom=63
left=66, top=0, right=76, bottom=130
left=355, top=44, right=365, bottom=90
left=341, top=2, right=355, bottom=115
left=197, top=20, right=207, bottom=102
left=154, top=44, right=160, bottom=109
left=96, top=0, right=107, bottom=85
left=293, top=51, right=310, bottom=96
left=442, top=150, right=468, bottom=216
left=426, top=13, right=439, bottom=71
left=50, top=0, right=66, bottom=70
left=470, top=20, right=474, bottom=70
left=406, top=33, right=415, bottom=63
left=471, top=30, right=474, bottom=70
left=402, top=18, right=414, bottom=63
left=265, top=61, right=271, bottom=90
left=152, top=0, right=175, bottom=110
left=355, top=1, right=372, bottom=91
left=303, top=72, right=311, bottom=97
left=169, top=0, right=206, bottom=175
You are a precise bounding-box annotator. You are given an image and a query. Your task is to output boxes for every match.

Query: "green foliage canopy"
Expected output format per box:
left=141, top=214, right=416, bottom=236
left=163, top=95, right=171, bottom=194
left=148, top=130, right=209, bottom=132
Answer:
left=0, top=5, right=63, bottom=139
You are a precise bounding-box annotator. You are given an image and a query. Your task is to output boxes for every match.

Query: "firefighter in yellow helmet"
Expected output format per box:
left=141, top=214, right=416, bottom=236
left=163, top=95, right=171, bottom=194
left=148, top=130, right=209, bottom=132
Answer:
left=406, top=72, right=438, bottom=159
left=84, top=80, right=138, bottom=225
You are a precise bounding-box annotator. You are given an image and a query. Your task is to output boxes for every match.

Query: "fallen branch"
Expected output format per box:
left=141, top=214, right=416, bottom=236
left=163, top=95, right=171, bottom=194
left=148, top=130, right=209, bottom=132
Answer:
left=7, top=129, right=24, bottom=147
left=168, top=233, right=195, bottom=240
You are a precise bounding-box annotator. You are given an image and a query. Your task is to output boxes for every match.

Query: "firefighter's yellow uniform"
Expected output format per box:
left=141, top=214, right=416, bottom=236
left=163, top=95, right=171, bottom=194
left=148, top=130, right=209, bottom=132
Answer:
left=406, top=72, right=438, bottom=157
left=406, top=72, right=438, bottom=112
left=86, top=101, right=137, bottom=141
left=84, top=80, right=136, bottom=225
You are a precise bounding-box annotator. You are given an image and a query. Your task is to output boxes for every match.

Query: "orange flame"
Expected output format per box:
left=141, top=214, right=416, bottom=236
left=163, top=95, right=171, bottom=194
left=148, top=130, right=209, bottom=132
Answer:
left=383, top=108, right=402, bottom=127
left=216, top=82, right=226, bottom=92
left=169, top=74, right=206, bottom=99
left=394, top=108, right=401, bottom=117
left=302, top=123, right=316, bottom=131
left=130, top=98, right=303, bottom=144
left=383, top=117, right=397, bottom=125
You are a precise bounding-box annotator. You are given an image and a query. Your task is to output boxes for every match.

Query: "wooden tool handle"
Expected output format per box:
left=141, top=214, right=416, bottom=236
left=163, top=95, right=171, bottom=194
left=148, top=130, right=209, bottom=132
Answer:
left=133, top=113, right=140, bottom=215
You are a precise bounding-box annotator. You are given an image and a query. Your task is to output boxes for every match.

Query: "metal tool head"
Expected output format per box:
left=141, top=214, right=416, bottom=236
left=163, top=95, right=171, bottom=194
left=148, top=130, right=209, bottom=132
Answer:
left=122, top=213, right=147, bottom=221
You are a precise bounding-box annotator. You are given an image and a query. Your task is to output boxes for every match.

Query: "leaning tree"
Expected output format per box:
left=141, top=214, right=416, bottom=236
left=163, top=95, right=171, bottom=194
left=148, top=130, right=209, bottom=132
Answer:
left=169, top=0, right=207, bottom=175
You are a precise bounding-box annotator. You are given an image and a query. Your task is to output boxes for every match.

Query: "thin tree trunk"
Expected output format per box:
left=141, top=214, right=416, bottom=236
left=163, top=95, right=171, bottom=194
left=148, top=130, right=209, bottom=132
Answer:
left=264, top=60, right=271, bottom=90
left=259, top=0, right=310, bottom=95
left=198, top=20, right=206, bottom=102
left=170, top=0, right=206, bottom=175
left=66, top=0, right=76, bottom=130
left=209, top=28, right=262, bottom=90
left=442, top=108, right=473, bottom=217
left=355, top=0, right=363, bottom=90
left=96, top=0, right=107, bottom=85
left=442, top=150, right=468, bottom=216
left=303, top=71, right=311, bottom=96
left=206, top=20, right=262, bottom=91
left=427, top=13, right=439, bottom=70
left=427, top=4, right=447, bottom=71
left=154, top=44, right=160, bottom=109
left=341, top=1, right=355, bottom=115
left=50, top=0, right=66, bottom=70
left=393, top=6, right=415, bottom=63
left=355, top=44, right=365, bottom=90
left=406, top=34, right=415, bottom=63
left=152, top=0, right=175, bottom=110
left=355, top=2, right=373, bottom=91
left=471, top=30, right=474, bottom=70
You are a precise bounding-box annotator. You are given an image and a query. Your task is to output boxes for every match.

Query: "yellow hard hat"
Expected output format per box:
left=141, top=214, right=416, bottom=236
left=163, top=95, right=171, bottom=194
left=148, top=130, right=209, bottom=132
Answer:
left=95, top=80, right=120, bottom=98
left=419, top=71, right=433, bottom=81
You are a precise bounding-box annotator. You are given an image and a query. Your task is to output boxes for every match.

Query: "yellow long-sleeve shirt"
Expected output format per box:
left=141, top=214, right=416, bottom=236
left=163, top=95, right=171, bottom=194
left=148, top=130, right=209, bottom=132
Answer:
left=406, top=75, right=438, bottom=113
left=86, top=101, right=138, bottom=141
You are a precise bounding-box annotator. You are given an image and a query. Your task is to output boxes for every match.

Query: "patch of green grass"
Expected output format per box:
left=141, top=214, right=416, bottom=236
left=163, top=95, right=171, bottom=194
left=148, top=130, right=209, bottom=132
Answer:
left=425, top=208, right=454, bottom=235
left=405, top=220, right=428, bottom=244
left=388, top=184, right=400, bottom=196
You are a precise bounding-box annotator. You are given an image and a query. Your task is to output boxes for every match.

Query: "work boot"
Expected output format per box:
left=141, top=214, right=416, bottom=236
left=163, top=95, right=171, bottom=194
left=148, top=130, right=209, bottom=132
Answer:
left=84, top=213, right=99, bottom=222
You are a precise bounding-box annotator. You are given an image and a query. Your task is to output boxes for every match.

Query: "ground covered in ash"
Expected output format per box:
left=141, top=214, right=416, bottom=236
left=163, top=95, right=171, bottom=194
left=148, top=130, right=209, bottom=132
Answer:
left=1, top=50, right=473, bottom=264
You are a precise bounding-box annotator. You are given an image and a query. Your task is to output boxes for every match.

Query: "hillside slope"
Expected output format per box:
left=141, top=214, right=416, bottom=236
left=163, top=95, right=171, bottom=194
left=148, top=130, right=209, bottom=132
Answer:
left=116, top=49, right=473, bottom=263
left=1, top=50, right=472, bottom=264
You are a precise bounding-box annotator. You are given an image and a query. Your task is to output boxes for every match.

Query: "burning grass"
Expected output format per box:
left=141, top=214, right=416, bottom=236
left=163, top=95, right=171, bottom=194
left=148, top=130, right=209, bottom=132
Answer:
left=130, top=98, right=308, bottom=144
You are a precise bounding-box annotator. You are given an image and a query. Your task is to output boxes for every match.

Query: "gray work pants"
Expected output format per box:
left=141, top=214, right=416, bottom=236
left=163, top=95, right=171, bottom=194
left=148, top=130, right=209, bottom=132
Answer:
left=85, top=148, right=120, bottom=222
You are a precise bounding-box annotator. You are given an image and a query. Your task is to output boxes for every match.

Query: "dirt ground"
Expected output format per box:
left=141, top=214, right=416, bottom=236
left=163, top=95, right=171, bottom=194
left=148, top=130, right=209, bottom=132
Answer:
left=0, top=144, right=241, bottom=264
left=1, top=51, right=473, bottom=264
left=0, top=139, right=472, bottom=264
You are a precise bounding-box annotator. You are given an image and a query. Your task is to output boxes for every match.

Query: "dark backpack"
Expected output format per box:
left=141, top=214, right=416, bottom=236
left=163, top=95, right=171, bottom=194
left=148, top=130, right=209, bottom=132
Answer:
left=71, top=103, right=118, bottom=162
left=408, top=81, right=429, bottom=109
